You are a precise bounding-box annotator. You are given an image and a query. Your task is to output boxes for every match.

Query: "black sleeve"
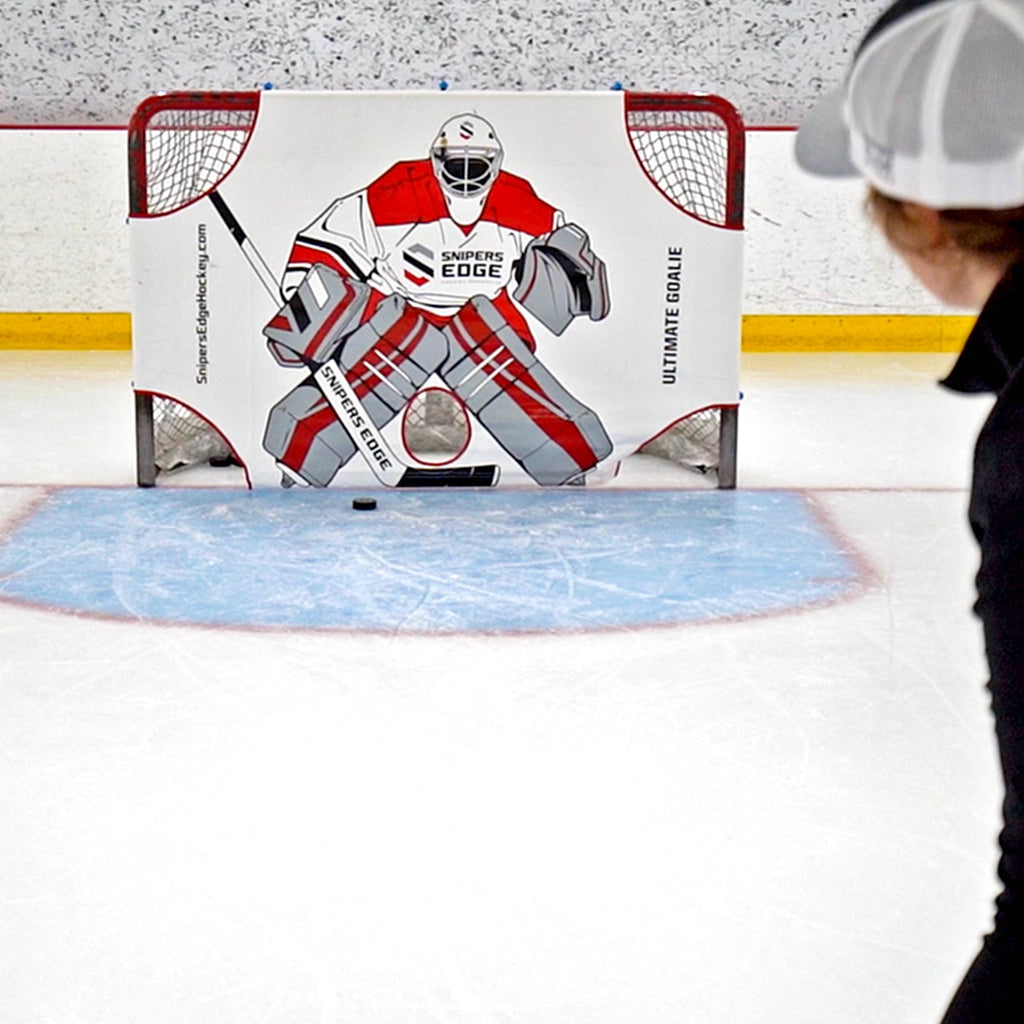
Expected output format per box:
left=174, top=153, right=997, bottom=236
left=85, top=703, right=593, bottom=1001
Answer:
left=971, top=385, right=1024, bottom=691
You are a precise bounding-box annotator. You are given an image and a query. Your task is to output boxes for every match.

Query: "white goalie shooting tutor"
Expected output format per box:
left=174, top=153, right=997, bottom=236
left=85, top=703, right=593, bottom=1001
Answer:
left=129, top=90, right=744, bottom=488
left=207, top=188, right=503, bottom=489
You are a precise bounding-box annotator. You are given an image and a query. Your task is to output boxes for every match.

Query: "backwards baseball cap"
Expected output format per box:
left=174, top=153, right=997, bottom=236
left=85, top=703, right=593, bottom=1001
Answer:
left=795, top=0, right=1024, bottom=208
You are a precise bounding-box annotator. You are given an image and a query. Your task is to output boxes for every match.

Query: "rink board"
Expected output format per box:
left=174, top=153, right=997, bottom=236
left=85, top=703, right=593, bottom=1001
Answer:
left=131, top=91, right=742, bottom=488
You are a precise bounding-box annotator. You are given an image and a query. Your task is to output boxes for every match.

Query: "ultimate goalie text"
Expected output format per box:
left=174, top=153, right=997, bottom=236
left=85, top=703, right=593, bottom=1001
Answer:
left=662, top=247, right=683, bottom=385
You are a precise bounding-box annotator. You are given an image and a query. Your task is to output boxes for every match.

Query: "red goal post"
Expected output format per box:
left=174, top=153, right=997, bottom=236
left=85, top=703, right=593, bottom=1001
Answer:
left=129, top=90, right=744, bottom=488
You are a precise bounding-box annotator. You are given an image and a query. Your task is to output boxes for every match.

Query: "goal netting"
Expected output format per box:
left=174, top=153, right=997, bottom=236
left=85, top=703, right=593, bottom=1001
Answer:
left=130, top=91, right=743, bottom=486
left=624, top=94, right=743, bottom=482
left=130, top=93, right=258, bottom=480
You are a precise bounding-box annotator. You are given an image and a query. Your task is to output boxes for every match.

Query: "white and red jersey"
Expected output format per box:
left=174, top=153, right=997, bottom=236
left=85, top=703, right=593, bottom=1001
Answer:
left=282, top=159, right=563, bottom=349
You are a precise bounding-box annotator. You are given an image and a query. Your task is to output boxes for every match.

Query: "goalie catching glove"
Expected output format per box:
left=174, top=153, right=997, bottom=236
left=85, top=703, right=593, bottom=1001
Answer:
left=512, top=223, right=610, bottom=336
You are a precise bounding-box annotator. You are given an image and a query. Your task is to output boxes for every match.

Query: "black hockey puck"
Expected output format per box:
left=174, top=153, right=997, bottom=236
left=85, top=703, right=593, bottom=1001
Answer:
left=352, top=497, right=377, bottom=511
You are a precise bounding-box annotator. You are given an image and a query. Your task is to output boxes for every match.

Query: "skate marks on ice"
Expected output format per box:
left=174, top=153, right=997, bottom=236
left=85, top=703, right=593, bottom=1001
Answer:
left=0, top=488, right=868, bottom=632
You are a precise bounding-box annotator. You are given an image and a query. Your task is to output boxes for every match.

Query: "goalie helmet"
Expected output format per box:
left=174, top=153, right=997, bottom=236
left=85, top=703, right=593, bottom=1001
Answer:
left=430, top=114, right=503, bottom=224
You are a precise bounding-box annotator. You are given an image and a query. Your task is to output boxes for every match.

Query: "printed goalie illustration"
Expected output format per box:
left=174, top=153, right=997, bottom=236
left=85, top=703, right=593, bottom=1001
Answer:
left=129, top=91, right=744, bottom=489
left=262, top=113, right=613, bottom=489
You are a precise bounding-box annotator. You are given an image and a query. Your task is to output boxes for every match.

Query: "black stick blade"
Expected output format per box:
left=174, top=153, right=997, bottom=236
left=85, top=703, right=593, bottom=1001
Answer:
left=396, top=465, right=500, bottom=488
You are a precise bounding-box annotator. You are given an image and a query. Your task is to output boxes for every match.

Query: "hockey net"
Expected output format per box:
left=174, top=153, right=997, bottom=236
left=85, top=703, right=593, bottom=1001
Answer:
left=130, top=93, right=258, bottom=479
left=625, top=94, right=743, bottom=482
left=401, top=387, right=472, bottom=465
left=130, top=91, right=743, bottom=485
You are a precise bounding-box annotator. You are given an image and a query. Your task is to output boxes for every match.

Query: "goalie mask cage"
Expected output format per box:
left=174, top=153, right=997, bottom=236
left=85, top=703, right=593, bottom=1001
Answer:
left=129, top=90, right=743, bottom=488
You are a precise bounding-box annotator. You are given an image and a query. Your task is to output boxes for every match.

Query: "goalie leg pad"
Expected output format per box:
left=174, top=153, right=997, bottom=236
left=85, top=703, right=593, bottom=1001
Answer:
left=336, top=294, right=448, bottom=419
left=263, top=264, right=372, bottom=367
left=263, top=296, right=447, bottom=487
left=439, top=296, right=612, bottom=486
left=263, top=381, right=357, bottom=488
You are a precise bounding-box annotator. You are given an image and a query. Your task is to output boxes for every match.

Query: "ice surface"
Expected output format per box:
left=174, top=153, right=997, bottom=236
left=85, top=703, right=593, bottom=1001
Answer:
left=0, top=352, right=1002, bottom=1024
left=0, top=488, right=864, bottom=631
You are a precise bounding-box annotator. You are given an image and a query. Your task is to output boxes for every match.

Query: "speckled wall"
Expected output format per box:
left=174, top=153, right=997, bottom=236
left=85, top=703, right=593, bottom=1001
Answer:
left=3, top=0, right=938, bottom=319
left=2, top=0, right=889, bottom=126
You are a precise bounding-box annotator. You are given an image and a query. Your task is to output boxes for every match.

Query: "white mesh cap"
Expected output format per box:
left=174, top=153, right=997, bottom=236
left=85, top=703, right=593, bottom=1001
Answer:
left=795, top=0, right=1024, bottom=208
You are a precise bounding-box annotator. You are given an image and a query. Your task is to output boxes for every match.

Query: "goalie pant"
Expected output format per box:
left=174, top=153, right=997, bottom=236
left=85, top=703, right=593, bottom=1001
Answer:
left=262, top=293, right=612, bottom=487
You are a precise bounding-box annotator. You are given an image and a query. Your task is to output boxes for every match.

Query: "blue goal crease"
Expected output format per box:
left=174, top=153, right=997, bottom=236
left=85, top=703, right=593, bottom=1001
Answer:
left=0, top=488, right=865, bottom=633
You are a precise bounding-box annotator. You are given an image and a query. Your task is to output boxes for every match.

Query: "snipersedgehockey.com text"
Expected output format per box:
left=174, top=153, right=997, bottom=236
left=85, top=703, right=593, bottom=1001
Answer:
left=195, top=223, right=210, bottom=384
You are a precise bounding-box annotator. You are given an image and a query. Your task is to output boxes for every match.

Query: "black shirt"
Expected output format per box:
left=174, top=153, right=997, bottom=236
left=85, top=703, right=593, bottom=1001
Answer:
left=942, top=260, right=1024, bottom=694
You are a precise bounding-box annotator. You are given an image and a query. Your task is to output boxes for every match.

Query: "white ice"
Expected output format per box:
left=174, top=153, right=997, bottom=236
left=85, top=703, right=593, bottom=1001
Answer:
left=0, top=350, right=1002, bottom=1024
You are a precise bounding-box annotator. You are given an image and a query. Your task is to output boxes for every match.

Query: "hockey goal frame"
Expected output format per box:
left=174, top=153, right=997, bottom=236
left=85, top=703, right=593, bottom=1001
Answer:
left=129, top=90, right=744, bottom=488
left=624, top=91, right=743, bottom=487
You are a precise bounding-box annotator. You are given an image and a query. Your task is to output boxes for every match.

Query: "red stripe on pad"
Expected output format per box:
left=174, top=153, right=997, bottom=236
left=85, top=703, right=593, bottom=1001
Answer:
left=282, top=397, right=339, bottom=473
left=451, top=303, right=596, bottom=470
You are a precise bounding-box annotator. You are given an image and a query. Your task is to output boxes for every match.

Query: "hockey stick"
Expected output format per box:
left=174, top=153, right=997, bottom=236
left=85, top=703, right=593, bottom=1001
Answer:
left=207, top=190, right=499, bottom=488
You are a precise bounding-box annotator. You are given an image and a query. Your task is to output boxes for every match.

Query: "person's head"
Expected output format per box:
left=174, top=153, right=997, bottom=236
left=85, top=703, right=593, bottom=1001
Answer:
left=429, top=114, right=503, bottom=226
left=796, top=0, right=1024, bottom=308
left=865, top=188, right=1024, bottom=306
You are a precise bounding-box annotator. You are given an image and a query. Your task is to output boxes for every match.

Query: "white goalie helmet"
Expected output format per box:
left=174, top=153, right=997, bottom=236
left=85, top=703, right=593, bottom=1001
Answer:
left=430, top=113, right=503, bottom=201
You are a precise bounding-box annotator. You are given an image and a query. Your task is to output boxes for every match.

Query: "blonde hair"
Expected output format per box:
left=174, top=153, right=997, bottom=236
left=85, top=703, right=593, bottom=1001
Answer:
left=866, top=186, right=1024, bottom=268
